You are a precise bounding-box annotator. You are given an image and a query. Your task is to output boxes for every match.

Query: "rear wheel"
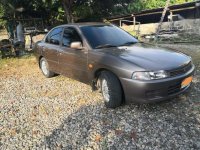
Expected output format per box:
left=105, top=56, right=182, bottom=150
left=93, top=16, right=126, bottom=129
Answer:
left=40, top=57, right=55, bottom=78
left=99, top=71, right=123, bottom=108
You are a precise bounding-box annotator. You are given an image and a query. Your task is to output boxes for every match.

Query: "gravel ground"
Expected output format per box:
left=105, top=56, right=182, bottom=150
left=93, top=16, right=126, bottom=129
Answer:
left=0, top=44, right=200, bottom=150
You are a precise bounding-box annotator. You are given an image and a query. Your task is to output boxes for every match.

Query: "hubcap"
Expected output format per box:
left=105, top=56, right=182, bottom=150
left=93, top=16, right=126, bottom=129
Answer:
left=41, top=60, right=48, bottom=75
left=102, top=79, right=110, bottom=102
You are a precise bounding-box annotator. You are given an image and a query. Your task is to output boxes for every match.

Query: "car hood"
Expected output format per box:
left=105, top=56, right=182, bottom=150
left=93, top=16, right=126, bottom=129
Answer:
left=98, top=43, right=191, bottom=71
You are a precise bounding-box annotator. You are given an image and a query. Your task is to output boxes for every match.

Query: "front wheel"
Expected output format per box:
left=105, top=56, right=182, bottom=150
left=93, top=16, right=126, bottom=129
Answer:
left=100, top=71, right=123, bottom=108
left=40, top=57, right=55, bottom=78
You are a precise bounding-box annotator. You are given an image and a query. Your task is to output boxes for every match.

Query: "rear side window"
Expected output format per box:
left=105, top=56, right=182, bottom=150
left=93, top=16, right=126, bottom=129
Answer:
left=46, top=27, right=63, bottom=45
left=62, top=27, right=82, bottom=47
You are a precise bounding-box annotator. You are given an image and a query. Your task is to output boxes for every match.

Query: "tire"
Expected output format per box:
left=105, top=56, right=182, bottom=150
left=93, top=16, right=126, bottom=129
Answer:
left=40, top=57, right=55, bottom=78
left=99, top=71, right=123, bottom=108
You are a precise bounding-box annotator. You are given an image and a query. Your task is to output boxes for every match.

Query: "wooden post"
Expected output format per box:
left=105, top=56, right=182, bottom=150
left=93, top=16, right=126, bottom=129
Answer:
left=170, top=11, right=173, bottom=20
left=120, top=19, right=122, bottom=27
left=155, top=0, right=170, bottom=42
left=169, top=11, right=173, bottom=30
left=195, top=2, right=200, bottom=19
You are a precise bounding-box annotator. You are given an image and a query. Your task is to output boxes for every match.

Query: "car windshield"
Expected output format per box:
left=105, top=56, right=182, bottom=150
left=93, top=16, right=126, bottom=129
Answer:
left=80, top=25, right=138, bottom=49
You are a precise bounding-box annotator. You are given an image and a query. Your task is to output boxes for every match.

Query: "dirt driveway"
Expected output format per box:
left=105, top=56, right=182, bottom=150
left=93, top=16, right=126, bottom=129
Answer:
left=0, top=44, right=200, bottom=149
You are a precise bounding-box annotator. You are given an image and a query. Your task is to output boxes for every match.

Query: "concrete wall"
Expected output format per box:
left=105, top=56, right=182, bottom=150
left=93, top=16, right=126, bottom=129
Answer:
left=121, top=19, right=200, bottom=35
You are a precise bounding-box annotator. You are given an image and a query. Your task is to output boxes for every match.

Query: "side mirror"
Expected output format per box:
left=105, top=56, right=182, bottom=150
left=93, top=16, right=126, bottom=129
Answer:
left=70, top=41, right=83, bottom=49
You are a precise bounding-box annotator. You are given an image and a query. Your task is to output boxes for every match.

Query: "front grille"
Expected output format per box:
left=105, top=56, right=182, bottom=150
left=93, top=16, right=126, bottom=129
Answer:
left=169, top=62, right=192, bottom=77
left=146, top=82, right=184, bottom=99
left=168, top=82, right=181, bottom=95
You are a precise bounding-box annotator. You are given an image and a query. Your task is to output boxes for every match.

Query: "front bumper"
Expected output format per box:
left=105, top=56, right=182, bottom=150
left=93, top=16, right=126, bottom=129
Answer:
left=120, top=65, right=195, bottom=103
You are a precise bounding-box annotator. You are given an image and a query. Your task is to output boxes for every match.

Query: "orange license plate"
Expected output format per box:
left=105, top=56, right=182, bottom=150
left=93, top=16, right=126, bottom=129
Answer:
left=181, top=76, right=193, bottom=88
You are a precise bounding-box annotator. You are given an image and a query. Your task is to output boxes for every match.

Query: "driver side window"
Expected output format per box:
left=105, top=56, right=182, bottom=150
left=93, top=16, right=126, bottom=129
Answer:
left=62, top=27, right=82, bottom=47
left=46, top=27, right=63, bottom=45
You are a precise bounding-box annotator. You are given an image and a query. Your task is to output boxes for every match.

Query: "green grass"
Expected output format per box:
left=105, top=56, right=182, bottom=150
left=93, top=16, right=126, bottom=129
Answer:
left=129, top=31, right=137, bottom=36
left=0, top=58, right=16, bottom=69
left=128, top=31, right=141, bottom=40
left=0, top=55, right=34, bottom=69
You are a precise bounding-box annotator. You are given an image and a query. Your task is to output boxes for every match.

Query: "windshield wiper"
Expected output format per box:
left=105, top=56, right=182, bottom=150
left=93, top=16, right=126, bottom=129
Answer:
left=95, top=44, right=117, bottom=49
left=119, top=41, right=138, bottom=46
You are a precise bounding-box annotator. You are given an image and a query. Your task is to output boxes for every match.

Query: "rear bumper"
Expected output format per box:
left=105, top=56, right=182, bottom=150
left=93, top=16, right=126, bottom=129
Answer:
left=120, top=65, right=195, bottom=103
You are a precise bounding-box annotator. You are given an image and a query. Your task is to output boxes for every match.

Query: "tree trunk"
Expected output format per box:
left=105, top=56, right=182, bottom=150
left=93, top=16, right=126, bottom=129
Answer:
left=62, top=0, right=74, bottom=23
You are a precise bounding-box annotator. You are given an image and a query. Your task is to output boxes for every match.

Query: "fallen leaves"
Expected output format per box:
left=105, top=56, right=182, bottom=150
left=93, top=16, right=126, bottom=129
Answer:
left=95, top=134, right=102, bottom=142
left=114, top=129, right=137, bottom=141
left=77, top=98, right=88, bottom=106
left=130, top=130, right=137, bottom=140
left=10, top=129, right=17, bottom=136
left=115, top=129, right=123, bottom=135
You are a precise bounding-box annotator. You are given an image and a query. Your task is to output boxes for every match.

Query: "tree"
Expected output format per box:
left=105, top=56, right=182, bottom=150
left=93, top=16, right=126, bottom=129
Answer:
left=0, top=0, right=63, bottom=26
left=0, top=4, right=6, bottom=28
left=62, top=0, right=74, bottom=23
left=127, top=0, right=194, bottom=13
left=0, top=0, right=195, bottom=27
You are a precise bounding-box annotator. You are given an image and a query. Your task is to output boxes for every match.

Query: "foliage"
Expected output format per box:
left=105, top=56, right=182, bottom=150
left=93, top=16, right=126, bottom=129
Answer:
left=0, top=0, right=64, bottom=26
left=0, top=4, right=6, bottom=28
left=0, top=0, right=195, bottom=26
left=127, top=0, right=193, bottom=13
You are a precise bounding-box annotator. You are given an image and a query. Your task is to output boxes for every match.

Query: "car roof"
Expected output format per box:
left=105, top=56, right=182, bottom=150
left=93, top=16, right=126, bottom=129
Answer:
left=56, top=22, right=111, bottom=28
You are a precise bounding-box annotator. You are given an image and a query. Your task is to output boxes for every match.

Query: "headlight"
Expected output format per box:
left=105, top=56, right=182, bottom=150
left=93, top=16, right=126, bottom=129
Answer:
left=132, top=70, right=168, bottom=80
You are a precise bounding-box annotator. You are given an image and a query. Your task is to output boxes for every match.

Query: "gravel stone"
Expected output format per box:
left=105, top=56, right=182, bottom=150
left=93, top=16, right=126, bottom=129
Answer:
left=0, top=44, right=200, bottom=149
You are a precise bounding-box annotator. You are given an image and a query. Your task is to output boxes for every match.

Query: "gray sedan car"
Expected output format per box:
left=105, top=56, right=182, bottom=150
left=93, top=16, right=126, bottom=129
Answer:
left=34, top=23, right=195, bottom=108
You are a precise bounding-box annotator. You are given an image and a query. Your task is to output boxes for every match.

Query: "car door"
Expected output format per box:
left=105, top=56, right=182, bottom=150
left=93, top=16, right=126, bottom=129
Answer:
left=42, top=27, right=63, bottom=73
left=58, top=27, right=89, bottom=83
